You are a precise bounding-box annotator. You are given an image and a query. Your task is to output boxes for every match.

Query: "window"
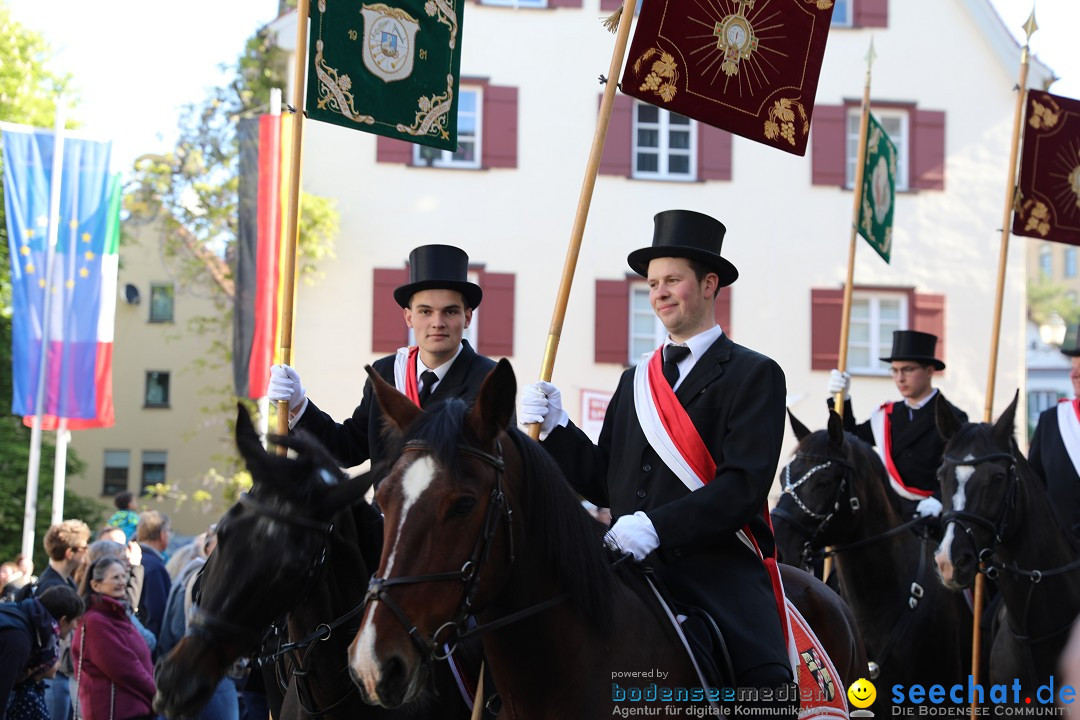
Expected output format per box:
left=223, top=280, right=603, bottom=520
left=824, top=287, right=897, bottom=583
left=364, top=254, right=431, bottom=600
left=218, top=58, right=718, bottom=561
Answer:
left=633, top=102, right=696, bottom=181
left=831, top=0, right=853, bottom=26
left=141, top=451, right=167, bottom=495
left=103, top=450, right=130, bottom=496
left=629, top=284, right=667, bottom=363
left=149, top=284, right=174, bottom=323
left=145, top=371, right=170, bottom=408
left=847, top=293, right=907, bottom=374
left=1040, top=244, right=1053, bottom=278
left=482, top=0, right=546, bottom=6
left=1066, top=248, right=1077, bottom=278
left=847, top=108, right=908, bottom=190
left=413, top=88, right=482, bottom=169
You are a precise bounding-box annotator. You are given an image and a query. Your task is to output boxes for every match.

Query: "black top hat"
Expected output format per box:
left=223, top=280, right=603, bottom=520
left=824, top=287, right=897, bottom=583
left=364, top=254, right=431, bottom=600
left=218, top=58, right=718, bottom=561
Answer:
left=393, top=244, right=483, bottom=309
left=626, top=210, right=739, bottom=286
left=879, top=330, right=945, bottom=370
left=1061, top=324, right=1080, bottom=357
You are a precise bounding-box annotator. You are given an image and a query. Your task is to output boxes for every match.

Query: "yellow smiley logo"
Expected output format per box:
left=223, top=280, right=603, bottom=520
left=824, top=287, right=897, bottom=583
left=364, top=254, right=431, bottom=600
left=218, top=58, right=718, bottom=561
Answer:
left=847, top=678, right=876, bottom=709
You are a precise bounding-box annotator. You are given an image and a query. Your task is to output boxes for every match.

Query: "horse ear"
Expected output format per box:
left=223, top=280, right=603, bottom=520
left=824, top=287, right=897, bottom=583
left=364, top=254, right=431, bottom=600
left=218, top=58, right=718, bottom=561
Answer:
left=468, top=359, right=517, bottom=444
left=826, top=410, right=845, bottom=449
left=992, top=390, right=1020, bottom=450
left=317, top=471, right=376, bottom=520
left=366, top=364, right=422, bottom=431
left=935, top=394, right=964, bottom=441
left=788, top=410, right=811, bottom=442
left=235, top=403, right=269, bottom=482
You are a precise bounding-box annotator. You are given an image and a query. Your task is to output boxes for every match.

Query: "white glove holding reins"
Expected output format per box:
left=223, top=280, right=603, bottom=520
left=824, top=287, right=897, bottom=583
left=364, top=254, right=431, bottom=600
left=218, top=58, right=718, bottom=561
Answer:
left=827, top=369, right=851, bottom=399
left=604, top=512, right=660, bottom=561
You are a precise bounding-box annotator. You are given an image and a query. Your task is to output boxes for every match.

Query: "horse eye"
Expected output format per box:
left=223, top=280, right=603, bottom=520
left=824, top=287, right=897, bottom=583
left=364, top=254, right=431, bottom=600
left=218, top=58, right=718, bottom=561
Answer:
left=449, top=496, right=477, bottom=518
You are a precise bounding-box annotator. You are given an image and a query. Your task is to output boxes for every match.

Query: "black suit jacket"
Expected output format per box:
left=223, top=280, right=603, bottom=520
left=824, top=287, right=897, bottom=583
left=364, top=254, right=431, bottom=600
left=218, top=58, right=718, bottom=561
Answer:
left=295, top=340, right=497, bottom=468
left=543, top=333, right=790, bottom=677
left=1028, top=405, right=1080, bottom=541
left=831, top=392, right=968, bottom=500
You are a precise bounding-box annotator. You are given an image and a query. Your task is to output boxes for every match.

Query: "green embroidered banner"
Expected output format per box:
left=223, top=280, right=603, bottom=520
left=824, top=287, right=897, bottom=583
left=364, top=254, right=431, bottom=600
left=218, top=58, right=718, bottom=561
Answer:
left=858, top=113, right=897, bottom=264
left=307, top=0, right=465, bottom=150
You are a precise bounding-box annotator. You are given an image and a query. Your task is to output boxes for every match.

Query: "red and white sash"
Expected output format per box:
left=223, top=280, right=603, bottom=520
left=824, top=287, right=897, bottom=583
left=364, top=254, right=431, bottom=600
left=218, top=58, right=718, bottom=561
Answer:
left=632, top=347, right=799, bottom=676
left=1056, top=399, right=1080, bottom=478
left=869, top=402, right=933, bottom=501
left=393, top=346, right=423, bottom=406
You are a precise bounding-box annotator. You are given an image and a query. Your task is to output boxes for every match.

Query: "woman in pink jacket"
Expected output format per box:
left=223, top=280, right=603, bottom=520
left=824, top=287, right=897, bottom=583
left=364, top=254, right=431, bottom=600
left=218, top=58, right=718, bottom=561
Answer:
left=72, top=557, right=155, bottom=720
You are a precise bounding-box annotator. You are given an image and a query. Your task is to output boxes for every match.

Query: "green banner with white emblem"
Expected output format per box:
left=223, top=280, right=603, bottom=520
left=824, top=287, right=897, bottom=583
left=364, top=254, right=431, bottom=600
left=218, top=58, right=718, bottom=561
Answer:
left=858, top=113, right=897, bottom=264
left=307, top=0, right=465, bottom=151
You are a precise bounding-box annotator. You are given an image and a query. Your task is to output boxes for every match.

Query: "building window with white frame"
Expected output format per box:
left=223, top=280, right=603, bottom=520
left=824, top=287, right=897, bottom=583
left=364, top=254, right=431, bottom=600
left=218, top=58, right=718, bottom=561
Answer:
left=1066, top=247, right=1077, bottom=278
left=847, top=108, right=908, bottom=190
left=1039, top=244, right=1053, bottom=278
left=629, top=284, right=667, bottom=363
left=414, top=87, right=482, bottom=169
left=831, top=0, right=853, bottom=26
left=633, top=102, right=696, bottom=181
left=847, top=292, right=907, bottom=375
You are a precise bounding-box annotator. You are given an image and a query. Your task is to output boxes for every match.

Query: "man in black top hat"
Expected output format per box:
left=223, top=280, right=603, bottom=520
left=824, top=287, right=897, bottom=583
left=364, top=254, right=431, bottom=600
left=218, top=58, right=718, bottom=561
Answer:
left=520, top=210, right=794, bottom=703
left=1027, top=326, right=1080, bottom=543
left=267, top=244, right=497, bottom=469
left=827, top=330, right=968, bottom=518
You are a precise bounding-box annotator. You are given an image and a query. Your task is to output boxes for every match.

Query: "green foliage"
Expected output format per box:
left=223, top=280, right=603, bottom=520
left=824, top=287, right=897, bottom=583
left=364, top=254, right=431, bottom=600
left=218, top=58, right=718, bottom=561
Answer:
left=1028, top=275, right=1080, bottom=330
left=0, top=5, right=102, bottom=567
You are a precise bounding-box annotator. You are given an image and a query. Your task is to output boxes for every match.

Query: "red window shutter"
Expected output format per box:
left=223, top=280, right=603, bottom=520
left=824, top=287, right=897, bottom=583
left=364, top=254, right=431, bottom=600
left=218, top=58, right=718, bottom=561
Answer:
left=810, top=289, right=844, bottom=370
left=912, top=292, right=946, bottom=370
left=811, top=105, right=846, bottom=187
left=911, top=109, right=946, bottom=191
left=477, top=272, right=515, bottom=357
left=599, top=94, right=634, bottom=177
left=599, top=0, right=622, bottom=9
left=548, top=0, right=582, bottom=6
left=714, top=286, right=732, bottom=336
left=483, top=85, right=518, bottom=169
left=595, top=279, right=631, bottom=364
left=376, top=136, right=412, bottom=165
left=854, top=0, right=888, bottom=27
left=372, top=268, right=409, bottom=353
left=698, top=124, right=733, bottom=182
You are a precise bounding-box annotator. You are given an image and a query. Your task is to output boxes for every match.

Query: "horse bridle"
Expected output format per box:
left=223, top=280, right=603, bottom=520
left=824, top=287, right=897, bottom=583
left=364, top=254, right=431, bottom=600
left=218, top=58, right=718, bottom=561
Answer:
left=775, top=453, right=858, bottom=568
left=364, top=439, right=514, bottom=662
left=939, top=451, right=1018, bottom=575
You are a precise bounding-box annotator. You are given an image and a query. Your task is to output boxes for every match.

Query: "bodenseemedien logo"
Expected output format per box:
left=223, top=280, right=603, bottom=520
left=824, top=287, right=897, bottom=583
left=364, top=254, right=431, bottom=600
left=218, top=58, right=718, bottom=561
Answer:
left=848, top=677, right=876, bottom=717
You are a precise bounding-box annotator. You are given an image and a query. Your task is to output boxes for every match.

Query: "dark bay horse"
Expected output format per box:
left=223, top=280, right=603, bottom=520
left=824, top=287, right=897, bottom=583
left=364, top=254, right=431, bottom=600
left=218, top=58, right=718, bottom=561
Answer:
left=935, top=393, right=1080, bottom=690
left=350, top=359, right=863, bottom=717
left=772, top=411, right=971, bottom=710
left=154, top=406, right=468, bottom=720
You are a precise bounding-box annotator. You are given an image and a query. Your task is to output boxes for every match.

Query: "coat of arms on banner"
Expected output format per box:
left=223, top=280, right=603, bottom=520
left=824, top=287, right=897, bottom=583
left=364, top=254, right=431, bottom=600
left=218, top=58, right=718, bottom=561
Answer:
left=360, top=5, right=420, bottom=83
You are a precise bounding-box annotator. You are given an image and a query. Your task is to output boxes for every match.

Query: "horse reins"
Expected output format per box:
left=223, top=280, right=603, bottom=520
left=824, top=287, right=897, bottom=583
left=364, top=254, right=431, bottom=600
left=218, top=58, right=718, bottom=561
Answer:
left=364, top=439, right=567, bottom=663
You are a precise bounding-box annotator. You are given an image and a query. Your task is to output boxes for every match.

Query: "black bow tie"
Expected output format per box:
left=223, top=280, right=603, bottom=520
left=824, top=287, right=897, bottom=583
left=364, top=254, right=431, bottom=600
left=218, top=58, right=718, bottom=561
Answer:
left=662, top=345, right=691, bottom=388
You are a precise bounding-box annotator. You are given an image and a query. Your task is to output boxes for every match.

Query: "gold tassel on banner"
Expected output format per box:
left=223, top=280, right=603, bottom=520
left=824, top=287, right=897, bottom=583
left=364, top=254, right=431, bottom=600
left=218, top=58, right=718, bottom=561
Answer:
left=603, top=6, right=622, bottom=33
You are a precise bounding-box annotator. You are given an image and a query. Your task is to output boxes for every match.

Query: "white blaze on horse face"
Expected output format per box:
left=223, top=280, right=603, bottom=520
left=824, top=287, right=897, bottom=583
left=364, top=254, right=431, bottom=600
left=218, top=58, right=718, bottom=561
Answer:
left=936, top=454, right=976, bottom=579
left=350, top=455, right=438, bottom=697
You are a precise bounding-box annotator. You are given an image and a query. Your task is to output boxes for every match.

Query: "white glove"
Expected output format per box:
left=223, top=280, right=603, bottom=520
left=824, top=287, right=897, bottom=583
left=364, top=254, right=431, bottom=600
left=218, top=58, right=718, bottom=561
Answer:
left=827, top=369, right=851, bottom=399
left=604, top=511, right=660, bottom=561
left=915, top=497, right=942, bottom=518
left=518, top=381, right=568, bottom=437
left=268, top=364, right=306, bottom=412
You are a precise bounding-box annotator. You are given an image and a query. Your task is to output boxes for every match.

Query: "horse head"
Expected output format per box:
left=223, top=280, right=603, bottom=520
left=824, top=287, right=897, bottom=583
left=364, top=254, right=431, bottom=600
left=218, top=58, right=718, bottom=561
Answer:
left=154, top=404, right=374, bottom=719
left=348, top=359, right=518, bottom=707
left=934, top=392, right=1020, bottom=590
left=772, top=410, right=892, bottom=569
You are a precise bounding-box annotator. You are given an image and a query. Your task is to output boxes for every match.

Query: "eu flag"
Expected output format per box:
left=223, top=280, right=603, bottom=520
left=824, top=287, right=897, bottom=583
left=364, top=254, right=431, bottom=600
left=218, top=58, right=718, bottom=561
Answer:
left=3, top=125, right=117, bottom=428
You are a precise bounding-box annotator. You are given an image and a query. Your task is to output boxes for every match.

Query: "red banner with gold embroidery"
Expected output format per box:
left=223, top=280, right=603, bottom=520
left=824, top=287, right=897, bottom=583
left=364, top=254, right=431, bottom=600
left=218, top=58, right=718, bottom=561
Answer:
left=1012, top=90, right=1080, bottom=246
left=620, top=0, right=835, bottom=156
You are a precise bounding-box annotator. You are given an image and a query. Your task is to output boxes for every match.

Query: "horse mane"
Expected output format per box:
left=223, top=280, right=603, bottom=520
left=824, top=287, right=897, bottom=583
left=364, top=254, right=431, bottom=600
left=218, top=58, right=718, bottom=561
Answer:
left=796, top=428, right=886, bottom=483
left=386, top=399, right=620, bottom=635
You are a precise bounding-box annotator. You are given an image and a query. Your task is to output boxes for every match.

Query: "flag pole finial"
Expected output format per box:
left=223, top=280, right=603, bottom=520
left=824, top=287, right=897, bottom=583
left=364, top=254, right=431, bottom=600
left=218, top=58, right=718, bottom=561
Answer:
left=864, top=36, right=876, bottom=82
left=1022, top=7, right=1038, bottom=44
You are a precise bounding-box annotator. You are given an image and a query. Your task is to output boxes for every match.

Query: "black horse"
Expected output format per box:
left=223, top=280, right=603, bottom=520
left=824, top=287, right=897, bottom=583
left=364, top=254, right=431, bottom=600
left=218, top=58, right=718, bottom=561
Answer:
left=153, top=406, right=469, bottom=720
left=772, top=411, right=972, bottom=710
left=935, top=393, right=1080, bottom=691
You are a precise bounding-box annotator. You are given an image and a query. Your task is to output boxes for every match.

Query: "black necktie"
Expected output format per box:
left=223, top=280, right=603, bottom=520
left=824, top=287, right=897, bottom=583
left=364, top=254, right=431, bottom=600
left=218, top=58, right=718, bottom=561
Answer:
left=662, top=345, right=691, bottom=388
left=417, top=370, right=439, bottom=405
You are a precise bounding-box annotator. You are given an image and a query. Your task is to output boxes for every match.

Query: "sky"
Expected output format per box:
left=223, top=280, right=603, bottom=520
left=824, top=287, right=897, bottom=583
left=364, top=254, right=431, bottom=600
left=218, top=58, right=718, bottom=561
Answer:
left=4, top=0, right=1079, bottom=176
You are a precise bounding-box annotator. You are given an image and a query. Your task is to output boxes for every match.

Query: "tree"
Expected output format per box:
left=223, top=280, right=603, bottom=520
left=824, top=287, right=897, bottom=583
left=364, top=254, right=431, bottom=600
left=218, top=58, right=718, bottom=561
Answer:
left=0, top=6, right=105, bottom=569
left=1028, top=274, right=1080, bottom=347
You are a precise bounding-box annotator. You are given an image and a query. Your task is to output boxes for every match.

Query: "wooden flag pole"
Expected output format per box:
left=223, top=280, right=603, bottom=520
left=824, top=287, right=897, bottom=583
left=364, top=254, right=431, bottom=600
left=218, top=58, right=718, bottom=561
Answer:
left=527, top=0, right=635, bottom=441
left=970, top=10, right=1036, bottom=718
left=276, top=0, right=311, bottom=446
left=833, top=39, right=876, bottom=419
